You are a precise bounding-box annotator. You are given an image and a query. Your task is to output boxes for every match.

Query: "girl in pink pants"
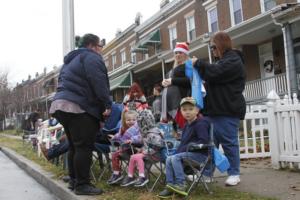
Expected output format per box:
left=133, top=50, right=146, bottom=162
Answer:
left=120, top=152, right=148, bottom=187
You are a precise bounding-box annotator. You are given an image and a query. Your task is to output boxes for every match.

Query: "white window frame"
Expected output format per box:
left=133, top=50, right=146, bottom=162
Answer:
left=185, top=12, right=196, bottom=42
left=130, top=42, right=137, bottom=64
left=207, top=6, right=218, bottom=33
left=260, top=0, right=276, bottom=12
left=168, top=22, right=177, bottom=50
left=131, top=52, right=136, bottom=64
left=111, top=54, right=116, bottom=70
left=120, top=49, right=126, bottom=65
left=229, top=0, right=243, bottom=26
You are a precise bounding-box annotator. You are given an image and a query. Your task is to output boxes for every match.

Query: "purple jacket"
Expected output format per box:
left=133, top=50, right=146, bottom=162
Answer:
left=112, top=122, right=142, bottom=144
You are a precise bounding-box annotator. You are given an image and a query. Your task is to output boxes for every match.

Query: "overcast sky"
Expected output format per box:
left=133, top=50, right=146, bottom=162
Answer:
left=0, top=0, right=161, bottom=86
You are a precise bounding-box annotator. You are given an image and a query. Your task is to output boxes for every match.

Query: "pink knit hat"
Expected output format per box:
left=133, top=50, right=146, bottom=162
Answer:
left=173, top=42, right=189, bottom=55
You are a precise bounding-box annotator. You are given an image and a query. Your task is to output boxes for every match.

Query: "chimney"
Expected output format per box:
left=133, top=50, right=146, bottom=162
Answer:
left=43, top=67, right=47, bottom=75
left=116, top=28, right=122, bottom=37
left=135, top=12, right=142, bottom=26
left=28, top=75, right=31, bottom=80
left=35, top=72, right=39, bottom=78
left=160, top=0, right=169, bottom=9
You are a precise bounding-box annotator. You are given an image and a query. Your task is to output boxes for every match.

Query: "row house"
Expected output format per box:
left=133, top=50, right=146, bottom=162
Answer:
left=103, top=0, right=300, bottom=104
left=12, top=67, right=60, bottom=119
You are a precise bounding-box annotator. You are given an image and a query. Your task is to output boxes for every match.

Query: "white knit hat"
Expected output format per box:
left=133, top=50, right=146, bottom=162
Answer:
left=173, top=42, right=189, bottom=55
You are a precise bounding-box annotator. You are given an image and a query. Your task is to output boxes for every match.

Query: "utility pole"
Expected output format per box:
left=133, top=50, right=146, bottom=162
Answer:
left=62, top=0, right=75, bottom=57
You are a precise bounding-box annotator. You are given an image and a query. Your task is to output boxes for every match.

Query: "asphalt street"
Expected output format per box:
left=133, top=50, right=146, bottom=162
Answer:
left=0, top=151, right=59, bottom=200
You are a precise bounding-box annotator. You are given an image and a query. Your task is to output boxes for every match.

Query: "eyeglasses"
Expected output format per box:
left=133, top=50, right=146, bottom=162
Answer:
left=175, top=51, right=184, bottom=55
left=210, top=45, right=217, bottom=51
left=97, top=44, right=103, bottom=48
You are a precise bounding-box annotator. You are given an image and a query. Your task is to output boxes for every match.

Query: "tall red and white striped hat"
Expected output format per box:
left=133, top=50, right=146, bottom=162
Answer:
left=173, top=42, right=189, bottom=55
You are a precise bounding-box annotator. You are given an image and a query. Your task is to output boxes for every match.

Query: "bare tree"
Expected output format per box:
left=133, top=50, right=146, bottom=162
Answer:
left=0, top=70, right=12, bottom=130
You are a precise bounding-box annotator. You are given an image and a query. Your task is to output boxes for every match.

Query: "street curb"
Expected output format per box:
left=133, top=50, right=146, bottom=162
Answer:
left=0, top=147, right=94, bottom=200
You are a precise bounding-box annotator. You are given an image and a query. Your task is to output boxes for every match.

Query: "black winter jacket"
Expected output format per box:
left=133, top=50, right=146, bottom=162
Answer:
left=176, top=116, right=210, bottom=154
left=53, top=48, right=112, bottom=120
left=165, top=63, right=191, bottom=112
left=194, top=50, right=246, bottom=119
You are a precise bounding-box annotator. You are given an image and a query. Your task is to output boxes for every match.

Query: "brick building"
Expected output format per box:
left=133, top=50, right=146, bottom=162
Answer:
left=103, top=0, right=300, bottom=104
left=12, top=67, right=59, bottom=119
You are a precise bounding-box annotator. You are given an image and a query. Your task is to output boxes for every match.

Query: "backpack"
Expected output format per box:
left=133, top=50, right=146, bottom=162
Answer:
left=145, top=127, right=165, bottom=150
left=137, top=109, right=155, bottom=137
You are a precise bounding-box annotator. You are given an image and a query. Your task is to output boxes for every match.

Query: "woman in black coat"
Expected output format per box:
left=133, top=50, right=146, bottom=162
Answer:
left=161, top=42, right=191, bottom=132
left=193, top=32, right=246, bottom=186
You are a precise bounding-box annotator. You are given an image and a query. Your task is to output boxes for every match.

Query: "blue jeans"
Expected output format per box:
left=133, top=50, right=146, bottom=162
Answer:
left=48, top=139, right=69, bottom=160
left=166, top=152, right=207, bottom=185
left=94, top=143, right=110, bottom=153
left=210, top=116, right=240, bottom=175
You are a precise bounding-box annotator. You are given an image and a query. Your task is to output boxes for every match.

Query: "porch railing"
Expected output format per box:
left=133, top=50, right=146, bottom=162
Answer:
left=244, top=73, right=288, bottom=103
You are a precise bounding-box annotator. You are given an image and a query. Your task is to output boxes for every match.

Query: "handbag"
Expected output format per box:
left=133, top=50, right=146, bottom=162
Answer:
left=213, top=147, right=230, bottom=173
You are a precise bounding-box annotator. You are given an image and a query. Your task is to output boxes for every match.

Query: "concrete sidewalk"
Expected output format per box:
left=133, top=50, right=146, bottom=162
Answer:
left=215, top=159, right=300, bottom=200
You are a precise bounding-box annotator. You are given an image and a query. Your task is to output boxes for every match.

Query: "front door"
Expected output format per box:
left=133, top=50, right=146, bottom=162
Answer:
left=259, top=43, right=275, bottom=96
left=259, top=43, right=274, bottom=78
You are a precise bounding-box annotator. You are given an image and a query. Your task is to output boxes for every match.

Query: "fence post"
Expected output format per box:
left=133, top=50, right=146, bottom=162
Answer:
left=267, top=91, right=281, bottom=169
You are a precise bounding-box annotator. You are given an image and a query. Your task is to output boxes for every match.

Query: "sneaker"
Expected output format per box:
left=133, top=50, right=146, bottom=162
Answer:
left=62, top=175, right=70, bottom=183
left=120, top=176, right=136, bottom=187
left=166, top=183, right=187, bottom=196
left=203, top=176, right=214, bottom=183
left=225, top=175, right=240, bottom=186
left=67, top=179, right=75, bottom=190
left=107, top=174, right=124, bottom=185
left=134, top=177, right=149, bottom=187
left=74, top=184, right=103, bottom=195
left=157, top=188, right=173, bottom=199
left=187, top=175, right=213, bottom=183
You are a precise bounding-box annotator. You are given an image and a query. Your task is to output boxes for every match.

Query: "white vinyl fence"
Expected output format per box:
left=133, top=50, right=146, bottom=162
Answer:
left=240, top=105, right=271, bottom=159
left=267, top=93, right=300, bottom=169
left=241, top=91, right=300, bottom=169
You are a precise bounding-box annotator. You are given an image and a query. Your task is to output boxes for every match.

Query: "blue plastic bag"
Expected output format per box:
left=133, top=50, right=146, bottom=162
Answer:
left=213, top=148, right=230, bottom=173
left=185, top=59, right=206, bottom=109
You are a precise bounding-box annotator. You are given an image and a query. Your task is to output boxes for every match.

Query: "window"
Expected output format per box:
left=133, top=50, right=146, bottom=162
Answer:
left=131, top=52, right=136, bottom=64
left=130, top=42, right=137, bottom=64
left=208, top=7, right=218, bottom=33
left=229, top=0, right=243, bottom=26
left=169, top=26, right=177, bottom=49
left=186, top=15, right=196, bottom=41
left=111, top=54, right=116, bottom=70
left=144, top=53, right=149, bottom=60
left=121, top=50, right=126, bottom=65
left=260, top=0, right=276, bottom=12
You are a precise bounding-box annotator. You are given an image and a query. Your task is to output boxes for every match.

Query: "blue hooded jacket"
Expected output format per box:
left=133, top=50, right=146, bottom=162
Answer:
left=53, top=48, right=112, bottom=120
left=176, top=117, right=210, bottom=154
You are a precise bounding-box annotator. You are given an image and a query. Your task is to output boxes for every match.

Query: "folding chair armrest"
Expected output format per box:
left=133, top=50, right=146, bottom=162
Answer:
left=111, top=140, right=121, bottom=147
left=131, top=142, right=144, bottom=148
left=187, top=143, right=210, bottom=152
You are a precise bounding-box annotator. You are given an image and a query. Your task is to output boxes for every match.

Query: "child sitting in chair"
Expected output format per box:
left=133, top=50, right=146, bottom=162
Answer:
left=120, top=126, right=165, bottom=188
left=158, top=97, right=210, bottom=198
left=107, top=110, right=142, bottom=185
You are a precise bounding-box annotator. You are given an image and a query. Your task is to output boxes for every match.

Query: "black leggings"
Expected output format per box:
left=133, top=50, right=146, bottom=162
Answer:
left=53, top=111, right=99, bottom=186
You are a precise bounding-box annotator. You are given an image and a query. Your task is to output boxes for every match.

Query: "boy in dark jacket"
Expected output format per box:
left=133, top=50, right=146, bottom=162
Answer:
left=158, top=97, right=210, bottom=198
